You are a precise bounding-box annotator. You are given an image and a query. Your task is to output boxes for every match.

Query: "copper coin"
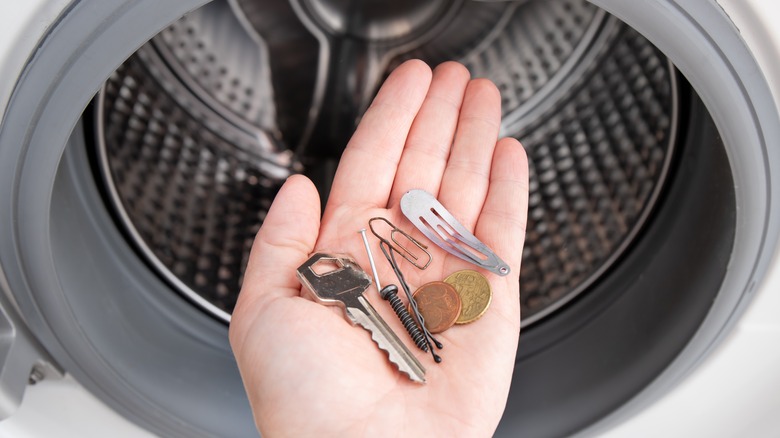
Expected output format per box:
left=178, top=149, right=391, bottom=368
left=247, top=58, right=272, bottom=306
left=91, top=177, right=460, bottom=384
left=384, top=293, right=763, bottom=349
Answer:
left=444, top=270, right=492, bottom=324
left=411, top=281, right=462, bottom=334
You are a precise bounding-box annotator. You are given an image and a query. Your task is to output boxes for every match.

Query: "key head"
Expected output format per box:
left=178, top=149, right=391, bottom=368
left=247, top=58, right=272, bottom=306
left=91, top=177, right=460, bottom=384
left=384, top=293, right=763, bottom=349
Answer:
left=297, top=253, right=371, bottom=308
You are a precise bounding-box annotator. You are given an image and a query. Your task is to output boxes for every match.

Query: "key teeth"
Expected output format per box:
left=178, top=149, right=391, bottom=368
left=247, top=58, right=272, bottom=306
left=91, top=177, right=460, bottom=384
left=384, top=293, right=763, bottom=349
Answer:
left=348, top=308, right=427, bottom=384
left=364, top=324, right=427, bottom=384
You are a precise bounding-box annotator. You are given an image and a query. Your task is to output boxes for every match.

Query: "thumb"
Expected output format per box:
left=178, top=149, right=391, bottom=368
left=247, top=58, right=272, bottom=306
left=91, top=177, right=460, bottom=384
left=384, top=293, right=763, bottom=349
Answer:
left=231, top=174, right=321, bottom=332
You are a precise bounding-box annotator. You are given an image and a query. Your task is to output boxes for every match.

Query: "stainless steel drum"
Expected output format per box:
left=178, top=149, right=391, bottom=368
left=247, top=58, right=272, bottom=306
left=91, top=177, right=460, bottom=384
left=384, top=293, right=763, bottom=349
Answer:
left=2, top=0, right=778, bottom=437
left=95, top=0, right=677, bottom=325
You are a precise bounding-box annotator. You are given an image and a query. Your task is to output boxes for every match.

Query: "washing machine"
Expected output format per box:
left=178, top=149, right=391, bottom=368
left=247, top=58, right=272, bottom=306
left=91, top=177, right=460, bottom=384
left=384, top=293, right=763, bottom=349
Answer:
left=0, top=0, right=779, bottom=437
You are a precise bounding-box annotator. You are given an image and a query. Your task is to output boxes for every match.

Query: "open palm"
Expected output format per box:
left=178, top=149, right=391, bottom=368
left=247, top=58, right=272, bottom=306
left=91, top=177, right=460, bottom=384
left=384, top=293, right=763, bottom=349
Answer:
left=229, top=60, right=529, bottom=437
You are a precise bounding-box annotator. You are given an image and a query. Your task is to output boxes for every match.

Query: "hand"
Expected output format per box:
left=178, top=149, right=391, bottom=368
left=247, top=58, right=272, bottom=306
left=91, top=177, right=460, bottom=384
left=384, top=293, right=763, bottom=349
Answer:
left=229, top=60, right=529, bottom=437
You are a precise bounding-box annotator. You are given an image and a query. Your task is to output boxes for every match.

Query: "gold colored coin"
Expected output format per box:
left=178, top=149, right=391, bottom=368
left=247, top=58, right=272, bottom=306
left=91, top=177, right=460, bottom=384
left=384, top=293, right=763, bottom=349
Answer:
left=411, top=281, right=462, bottom=334
left=444, top=270, right=492, bottom=324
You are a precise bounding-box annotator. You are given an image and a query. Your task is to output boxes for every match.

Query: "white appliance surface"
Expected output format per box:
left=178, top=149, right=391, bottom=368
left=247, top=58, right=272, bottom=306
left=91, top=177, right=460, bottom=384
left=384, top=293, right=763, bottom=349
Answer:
left=0, top=0, right=779, bottom=437
left=603, top=0, right=780, bottom=435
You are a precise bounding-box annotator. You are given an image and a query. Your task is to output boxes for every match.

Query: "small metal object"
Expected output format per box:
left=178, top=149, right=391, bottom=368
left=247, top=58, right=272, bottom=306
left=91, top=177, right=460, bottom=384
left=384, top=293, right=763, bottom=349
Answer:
left=296, top=253, right=426, bottom=383
left=411, top=281, right=462, bottom=334
left=359, top=229, right=382, bottom=289
left=379, top=285, right=429, bottom=352
left=445, top=269, right=493, bottom=324
left=369, top=217, right=431, bottom=269
left=400, top=189, right=511, bottom=276
left=379, top=242, right=444, bottom=363
left=359, top=229, right=429, bottom=352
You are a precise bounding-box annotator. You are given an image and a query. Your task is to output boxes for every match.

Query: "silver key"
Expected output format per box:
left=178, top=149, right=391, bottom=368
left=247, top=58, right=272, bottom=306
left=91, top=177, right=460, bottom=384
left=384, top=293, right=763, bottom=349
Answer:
left=297, top=252, right=426, bottom=383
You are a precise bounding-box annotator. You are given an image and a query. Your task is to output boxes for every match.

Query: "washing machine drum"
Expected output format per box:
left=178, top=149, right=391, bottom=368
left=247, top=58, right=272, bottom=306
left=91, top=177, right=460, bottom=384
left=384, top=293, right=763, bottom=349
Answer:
left=0, top=0, right=778, bottom=437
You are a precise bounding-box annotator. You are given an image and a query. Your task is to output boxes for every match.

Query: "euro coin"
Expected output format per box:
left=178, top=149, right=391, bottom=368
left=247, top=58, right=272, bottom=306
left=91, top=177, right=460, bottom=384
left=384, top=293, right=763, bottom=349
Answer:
left=411, top=281, right=462, bottom=334
left=444, top=270, right=492, bottom=324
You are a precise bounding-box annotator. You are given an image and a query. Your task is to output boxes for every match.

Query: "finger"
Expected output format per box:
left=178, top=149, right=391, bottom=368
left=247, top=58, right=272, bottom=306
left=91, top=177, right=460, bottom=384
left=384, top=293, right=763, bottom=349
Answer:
left=437, top=78, right=502, bottom=230
left=474, top=137, right=529, bottom=313
left=233, top=175, right=321, bottom=319
left=325, top=60, right=432, bottom=212
left=387, top=62, right=471, bottom=207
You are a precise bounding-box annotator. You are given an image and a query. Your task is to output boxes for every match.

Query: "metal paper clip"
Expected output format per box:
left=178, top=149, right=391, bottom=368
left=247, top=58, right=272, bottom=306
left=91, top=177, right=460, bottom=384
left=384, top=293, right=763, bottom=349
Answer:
left=368, top=217, right=431, bottom=270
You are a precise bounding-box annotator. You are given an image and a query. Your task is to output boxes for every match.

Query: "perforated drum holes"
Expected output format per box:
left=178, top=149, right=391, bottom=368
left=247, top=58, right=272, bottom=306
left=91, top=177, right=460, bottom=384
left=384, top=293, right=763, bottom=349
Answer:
left=95, top=0, right=676, bottom=325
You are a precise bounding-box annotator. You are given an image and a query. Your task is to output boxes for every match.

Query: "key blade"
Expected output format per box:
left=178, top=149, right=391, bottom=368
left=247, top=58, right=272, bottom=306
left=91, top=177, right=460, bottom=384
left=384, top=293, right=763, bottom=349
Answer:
left=347, top=297, right=426, bottom=384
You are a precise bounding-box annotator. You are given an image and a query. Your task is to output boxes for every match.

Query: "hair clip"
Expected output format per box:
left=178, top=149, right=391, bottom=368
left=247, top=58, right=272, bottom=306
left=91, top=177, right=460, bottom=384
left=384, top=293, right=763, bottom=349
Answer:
left=400, top=189, right=510, bottom=276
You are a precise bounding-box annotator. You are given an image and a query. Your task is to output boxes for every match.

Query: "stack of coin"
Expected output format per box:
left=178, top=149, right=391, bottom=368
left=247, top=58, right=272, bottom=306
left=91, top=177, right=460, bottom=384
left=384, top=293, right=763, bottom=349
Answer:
left=412, top=270, right=492, bottom=333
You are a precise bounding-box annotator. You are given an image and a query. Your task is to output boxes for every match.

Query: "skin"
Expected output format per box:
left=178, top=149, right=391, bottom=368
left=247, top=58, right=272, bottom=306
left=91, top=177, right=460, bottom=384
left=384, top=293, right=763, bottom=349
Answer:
left=229, top=60, right=529, bottom=438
